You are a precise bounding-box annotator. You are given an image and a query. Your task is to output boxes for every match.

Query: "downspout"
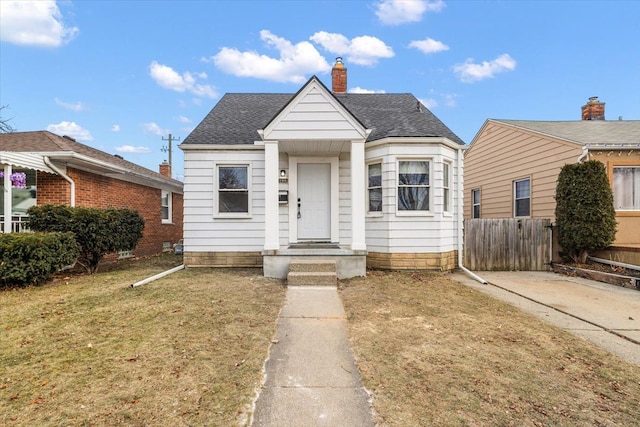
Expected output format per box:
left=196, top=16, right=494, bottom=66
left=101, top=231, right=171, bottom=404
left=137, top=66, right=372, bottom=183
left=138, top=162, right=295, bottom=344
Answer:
left=577, top=145, right=589, bottom=163
left=44, top=157, right=75, bottom=207
left=456, top=147, right=488, bottom=284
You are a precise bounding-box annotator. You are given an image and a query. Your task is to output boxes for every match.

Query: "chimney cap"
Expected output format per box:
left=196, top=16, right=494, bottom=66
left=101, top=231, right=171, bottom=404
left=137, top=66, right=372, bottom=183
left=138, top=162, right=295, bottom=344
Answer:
left=334, top=57, right=344, bottom=68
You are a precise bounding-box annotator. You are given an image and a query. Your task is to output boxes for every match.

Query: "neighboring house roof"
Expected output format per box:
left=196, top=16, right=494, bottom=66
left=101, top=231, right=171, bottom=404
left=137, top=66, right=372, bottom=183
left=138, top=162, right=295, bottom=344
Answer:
left=490, top=119, right=640, bottom=146
left=182, top=82, right=465, bottom=146
left=0, top=131, right=183, bottom=191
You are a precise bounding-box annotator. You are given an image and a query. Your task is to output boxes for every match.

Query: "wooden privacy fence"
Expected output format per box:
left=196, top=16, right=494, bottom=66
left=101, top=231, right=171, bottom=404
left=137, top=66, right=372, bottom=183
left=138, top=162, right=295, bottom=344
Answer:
left=464, top=218, right=552, bottom=271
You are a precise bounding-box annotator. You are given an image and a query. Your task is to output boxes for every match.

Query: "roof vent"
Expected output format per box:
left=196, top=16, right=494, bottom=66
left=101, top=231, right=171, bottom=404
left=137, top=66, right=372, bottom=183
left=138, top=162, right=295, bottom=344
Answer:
left=62, top=135, right=77, bottom=141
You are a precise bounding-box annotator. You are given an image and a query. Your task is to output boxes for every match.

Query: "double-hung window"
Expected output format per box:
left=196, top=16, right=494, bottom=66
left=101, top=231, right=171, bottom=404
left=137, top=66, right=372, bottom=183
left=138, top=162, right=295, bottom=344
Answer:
left=472, top=188, right=481, bottom=218
left=514, top=178, right=531, bottom=217
left=613, top=166, right=640, bottom=211
left=161, top=190, right=172, bottom=223
left=398, top=160, right=430, bottom=212
left=367, top=162, right=382, bottom=213
left=216, top=164, right=250, bottom=216
left=443, top=162, right=451, bottom=213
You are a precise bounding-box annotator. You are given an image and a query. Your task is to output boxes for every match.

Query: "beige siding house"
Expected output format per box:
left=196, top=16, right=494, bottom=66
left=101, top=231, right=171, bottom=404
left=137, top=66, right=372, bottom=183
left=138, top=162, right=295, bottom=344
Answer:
left=465, top=98, right=640, bottom=263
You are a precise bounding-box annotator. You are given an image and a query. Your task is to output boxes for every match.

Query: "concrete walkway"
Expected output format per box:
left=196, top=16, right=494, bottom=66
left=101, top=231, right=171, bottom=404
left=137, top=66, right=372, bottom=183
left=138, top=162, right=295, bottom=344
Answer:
left=452, top=271, right=640, bottom=366
left=251, top=286, right=374, bottom=427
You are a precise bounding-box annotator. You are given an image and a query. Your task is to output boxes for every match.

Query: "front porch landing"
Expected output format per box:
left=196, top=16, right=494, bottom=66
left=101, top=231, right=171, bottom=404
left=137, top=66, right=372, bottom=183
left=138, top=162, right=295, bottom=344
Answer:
left=263, top=246, right=367, bottom=279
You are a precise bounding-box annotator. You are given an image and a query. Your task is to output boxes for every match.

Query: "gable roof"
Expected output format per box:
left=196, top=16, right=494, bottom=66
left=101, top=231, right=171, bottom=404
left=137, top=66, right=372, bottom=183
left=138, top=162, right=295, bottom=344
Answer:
left=490, top=119, right=640, bottom=146
left=0, top=131, right=183, bottom=191
left=181, top=82, right=465, bottom=146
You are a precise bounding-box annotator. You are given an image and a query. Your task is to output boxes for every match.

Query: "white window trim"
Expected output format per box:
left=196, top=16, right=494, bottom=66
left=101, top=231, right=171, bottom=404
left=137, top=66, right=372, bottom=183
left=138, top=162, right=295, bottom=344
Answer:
left=213, top=162, right=252, bottom=218
left=161, top=190, right=172, bottom=224
left=443, top=161, right=452, bottom=215
left=513, top=177, right=531, bottom=218
left=472, top=188, right=481, bottom=219
left=366, top=160, right=383, bottom=217
left=395, top=157, right=433, bottom=217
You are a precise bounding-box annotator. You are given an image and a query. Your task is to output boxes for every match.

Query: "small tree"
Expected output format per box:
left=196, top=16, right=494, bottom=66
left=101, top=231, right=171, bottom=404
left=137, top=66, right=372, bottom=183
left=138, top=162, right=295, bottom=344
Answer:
left=555, top=160, right=617, bottom=263
left=27, top=205, right=145, bottom=273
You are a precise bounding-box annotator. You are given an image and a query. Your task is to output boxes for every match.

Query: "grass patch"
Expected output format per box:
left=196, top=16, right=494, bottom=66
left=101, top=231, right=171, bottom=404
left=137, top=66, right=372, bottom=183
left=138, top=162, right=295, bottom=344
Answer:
left=340, top=270, right=640, bottom=426
left=0, top=255, right=286, bottom=426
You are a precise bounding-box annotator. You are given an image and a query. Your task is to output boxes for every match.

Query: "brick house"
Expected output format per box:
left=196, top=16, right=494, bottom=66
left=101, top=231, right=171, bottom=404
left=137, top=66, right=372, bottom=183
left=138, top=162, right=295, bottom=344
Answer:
left=1, top=131, right=183, bottom=257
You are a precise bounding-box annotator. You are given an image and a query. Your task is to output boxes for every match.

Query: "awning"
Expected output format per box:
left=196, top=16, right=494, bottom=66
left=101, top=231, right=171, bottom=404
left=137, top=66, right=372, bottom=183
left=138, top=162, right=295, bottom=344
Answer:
left=0, top=152, right=57, bottom=174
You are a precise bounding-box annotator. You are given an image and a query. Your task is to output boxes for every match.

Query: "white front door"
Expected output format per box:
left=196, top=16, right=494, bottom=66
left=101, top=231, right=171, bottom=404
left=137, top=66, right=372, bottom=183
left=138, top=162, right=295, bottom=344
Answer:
left=297, top=163, right=331, bottom=241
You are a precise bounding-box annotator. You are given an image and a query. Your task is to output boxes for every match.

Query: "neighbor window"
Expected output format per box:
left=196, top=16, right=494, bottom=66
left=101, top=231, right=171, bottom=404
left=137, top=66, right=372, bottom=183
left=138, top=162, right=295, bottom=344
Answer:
left=216, top=164, right=250, bottom=215
left=161, top=190, right=171, bottom=223
left=398, top=160, right=430, bottom=211
left=514, top=178, right=531, bottom=217
left=613, top=166, right=640, bottom=211
left=472, top=188, right=481, bottom=218
left=443, top=162, right=451, bottom=213
left=368, top=162, right=382, bottom=212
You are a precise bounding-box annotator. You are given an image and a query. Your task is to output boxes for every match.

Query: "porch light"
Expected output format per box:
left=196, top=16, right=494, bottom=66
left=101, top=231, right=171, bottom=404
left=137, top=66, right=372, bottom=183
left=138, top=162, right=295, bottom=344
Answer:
left=280, top=169, right=287, bottom=178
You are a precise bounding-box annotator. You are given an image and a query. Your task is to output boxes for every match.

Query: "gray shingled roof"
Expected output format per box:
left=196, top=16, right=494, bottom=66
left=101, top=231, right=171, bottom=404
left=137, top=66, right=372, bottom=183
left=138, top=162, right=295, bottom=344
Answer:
left=493, top=119, right=640, bottom=146
left=0, top=131, right=183, bottom=188
left=181, top=90, right=465, bottom=146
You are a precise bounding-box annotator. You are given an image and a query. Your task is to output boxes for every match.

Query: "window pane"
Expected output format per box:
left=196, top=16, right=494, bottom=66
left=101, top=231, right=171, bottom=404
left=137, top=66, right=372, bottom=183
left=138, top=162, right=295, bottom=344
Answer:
left=472, top=189, right=480, bottom=205
left=398, top=187, right=429, bottom=211
left=515, top=199, right=530, bottom=217
left=219, top=191, right=248, bottom=213
left=444, top=188, right=450, bottom=212
left=399, top=161, right=428, bottom=185
left=443, top=163, right=450, bottom=187
left=473, top=205, right=480, bottom=219
left=161, top=206, right=169, bottom=219
left=515, top=179, right=530, bottom=198
left=368, top=163, right=382, bottom=187
left=613, top=167, right=640, bottom=210
left=369, top=188, right=382, bottom=212
left=219, top=167, right=247, bottom=190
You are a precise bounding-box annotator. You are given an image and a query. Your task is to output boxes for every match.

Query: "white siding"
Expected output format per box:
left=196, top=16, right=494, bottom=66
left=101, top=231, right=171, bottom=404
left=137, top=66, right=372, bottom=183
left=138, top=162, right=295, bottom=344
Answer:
left=338, top=153, right=353, bottom=246
left=364, top=141, right=460, bottom=254
left=183, top=150, right=265, bottom=252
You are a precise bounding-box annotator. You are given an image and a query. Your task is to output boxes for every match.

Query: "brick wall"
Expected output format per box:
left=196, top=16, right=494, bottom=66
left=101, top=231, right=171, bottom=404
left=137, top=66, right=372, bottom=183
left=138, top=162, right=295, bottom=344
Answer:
left=36, top=168, right=183, bottom=257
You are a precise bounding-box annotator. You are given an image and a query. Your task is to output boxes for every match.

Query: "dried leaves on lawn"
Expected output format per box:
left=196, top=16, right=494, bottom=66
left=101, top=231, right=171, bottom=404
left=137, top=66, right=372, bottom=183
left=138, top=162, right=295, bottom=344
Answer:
left=0, top=257, right=286, bottom=426
left=340, top=270, right=640, bottom=427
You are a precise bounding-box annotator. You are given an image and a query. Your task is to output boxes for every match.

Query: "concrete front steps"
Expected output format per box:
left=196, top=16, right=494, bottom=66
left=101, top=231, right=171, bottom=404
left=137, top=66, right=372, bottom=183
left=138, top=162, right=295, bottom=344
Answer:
left=286, top=260, right=337, bottom=286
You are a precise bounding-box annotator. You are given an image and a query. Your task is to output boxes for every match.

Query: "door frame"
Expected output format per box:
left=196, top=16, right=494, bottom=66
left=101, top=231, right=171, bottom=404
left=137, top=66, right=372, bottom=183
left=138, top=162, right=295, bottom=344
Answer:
left=288, top=156, right=339, bottom=243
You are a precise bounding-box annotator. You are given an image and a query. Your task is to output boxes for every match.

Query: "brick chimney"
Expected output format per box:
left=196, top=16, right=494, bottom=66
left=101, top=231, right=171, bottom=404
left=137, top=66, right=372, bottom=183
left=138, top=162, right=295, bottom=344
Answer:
left=331, top=57, right=347, bottom=94
left=159, top=161, right=171, bottom=178
left=581, top=96, right=605, bottom=121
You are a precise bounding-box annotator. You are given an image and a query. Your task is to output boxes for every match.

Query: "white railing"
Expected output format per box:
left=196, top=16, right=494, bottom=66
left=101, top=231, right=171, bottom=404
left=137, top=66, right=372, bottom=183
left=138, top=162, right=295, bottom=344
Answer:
left=0, top=215, right=30, bottom=233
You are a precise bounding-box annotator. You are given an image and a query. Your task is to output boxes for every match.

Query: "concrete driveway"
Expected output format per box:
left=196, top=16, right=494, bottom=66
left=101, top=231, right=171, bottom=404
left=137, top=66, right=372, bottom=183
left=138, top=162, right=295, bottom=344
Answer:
left=451, top=271, right=640, bottom=366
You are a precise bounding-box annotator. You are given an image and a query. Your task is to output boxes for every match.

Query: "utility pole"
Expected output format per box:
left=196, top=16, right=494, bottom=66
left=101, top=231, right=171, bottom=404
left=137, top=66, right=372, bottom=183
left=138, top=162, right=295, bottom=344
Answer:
left=161, top=133, right=180, bottom=168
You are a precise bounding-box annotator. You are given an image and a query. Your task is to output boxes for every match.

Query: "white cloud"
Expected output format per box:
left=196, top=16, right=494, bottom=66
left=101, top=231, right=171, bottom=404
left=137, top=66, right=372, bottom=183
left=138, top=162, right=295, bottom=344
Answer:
left=208, top=30, right=331, bottom=84
left=375, top=0, right=445, bottom=26
left=46, top=121, right=93, bottom=141
left=116, top=145, right=151, bottom=154
left=453, top=53, right=517, bottom=83
left=418, top=97, right=438, bottom=109
left=149, top=61, right=218, bottom=98
left=177, top=115, right=192, bottom=124
left=142, top=122, right=169, bottom=137
left=54, top=97, right=86, bottom=111
left=349, top=87, right=386, bottom=94
left=0, top=0, right=78, bottom=47
left=111, top=124, right=121, bottom=132
left=409, top=37, right=449, bottom=54
left=310, top=32, right=394, bottom=66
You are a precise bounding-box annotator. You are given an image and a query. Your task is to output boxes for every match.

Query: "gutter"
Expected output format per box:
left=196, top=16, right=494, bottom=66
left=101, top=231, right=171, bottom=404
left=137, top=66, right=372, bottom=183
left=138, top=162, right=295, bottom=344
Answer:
left=44, top=156, right=76, bottom=207
left=456, top=147, right=488, bottom=284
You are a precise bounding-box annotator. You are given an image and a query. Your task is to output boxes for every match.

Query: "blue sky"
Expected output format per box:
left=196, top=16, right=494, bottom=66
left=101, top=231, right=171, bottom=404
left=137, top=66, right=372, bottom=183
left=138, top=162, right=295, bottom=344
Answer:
left=1, top=0, right=639, bottom=181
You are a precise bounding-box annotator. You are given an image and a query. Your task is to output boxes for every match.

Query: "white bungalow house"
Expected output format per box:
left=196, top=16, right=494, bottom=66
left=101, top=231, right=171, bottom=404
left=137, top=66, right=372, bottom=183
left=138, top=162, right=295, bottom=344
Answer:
left=179, top=59, right=466, bottom=279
